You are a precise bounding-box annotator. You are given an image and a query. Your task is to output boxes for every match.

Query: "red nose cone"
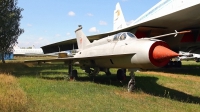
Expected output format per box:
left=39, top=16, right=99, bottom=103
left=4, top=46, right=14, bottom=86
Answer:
left=153, top=45, right=179, bottom=62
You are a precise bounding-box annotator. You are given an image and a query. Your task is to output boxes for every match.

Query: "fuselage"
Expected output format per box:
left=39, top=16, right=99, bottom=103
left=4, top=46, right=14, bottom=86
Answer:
left=13, top=48, right=44, bottom=56
left=75, top=32, right=177, bottom=69
left=41, top=1, right=200, bottom=55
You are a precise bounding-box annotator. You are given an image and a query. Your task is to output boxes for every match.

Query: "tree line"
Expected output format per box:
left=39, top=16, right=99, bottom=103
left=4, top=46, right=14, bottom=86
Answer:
left=0, top=0, right=24, bottom=63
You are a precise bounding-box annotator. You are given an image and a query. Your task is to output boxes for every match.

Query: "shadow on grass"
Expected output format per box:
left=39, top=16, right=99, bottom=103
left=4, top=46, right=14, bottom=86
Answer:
left=47, top=74, right=200, bottom=104
left=90, top=75, right=200, bottom=104
left=1, top=63, right=200, bottom=104
left=150, top=65, right=200, bottom=76
left=75, top=74, right=125, bottom=87
left=0, top=63, right=69, bottom=78
left=135, top=76, right=200, bottom=104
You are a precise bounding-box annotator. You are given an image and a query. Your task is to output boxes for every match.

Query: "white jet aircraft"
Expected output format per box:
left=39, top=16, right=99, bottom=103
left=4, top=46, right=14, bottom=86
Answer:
left=41, top=0, right=200, bottom=69
left=25, top=25, right=188, bottom=92
left=178, top=51, right=200, bottom=62
left=13, top=46, right=44, bottom=56
left=14, top=45, right=77, bottom=57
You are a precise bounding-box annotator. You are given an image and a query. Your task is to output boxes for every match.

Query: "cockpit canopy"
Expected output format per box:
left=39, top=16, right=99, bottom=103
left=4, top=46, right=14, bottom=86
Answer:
left=113, top=32, right=136, bottom=41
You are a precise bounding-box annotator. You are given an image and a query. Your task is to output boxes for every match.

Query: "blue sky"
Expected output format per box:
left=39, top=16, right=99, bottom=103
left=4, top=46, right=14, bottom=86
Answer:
left=17, top=0, right=160, bottom=48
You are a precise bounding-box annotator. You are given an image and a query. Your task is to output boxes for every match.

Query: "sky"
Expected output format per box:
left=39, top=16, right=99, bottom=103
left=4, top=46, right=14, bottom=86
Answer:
left=17, top=0, right=160, bottom=48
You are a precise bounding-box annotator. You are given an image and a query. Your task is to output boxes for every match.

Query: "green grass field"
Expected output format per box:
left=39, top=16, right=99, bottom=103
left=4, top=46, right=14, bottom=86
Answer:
left=0, top=58, right=200, bottom=112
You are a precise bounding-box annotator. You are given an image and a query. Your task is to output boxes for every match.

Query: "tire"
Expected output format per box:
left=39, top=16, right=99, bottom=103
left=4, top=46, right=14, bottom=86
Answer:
left=128, top=84, right=135, bottom=92
left=127, top=78, right=135, bottom=92
left=105, top=71, right=111, bottom=76
left=117, top=69, right=126, bottom=81
left=196, top=58, right=200, bottom=62
left=177, top=61, right=182, bottom=67
left=174, top=61, right=178, bottom=67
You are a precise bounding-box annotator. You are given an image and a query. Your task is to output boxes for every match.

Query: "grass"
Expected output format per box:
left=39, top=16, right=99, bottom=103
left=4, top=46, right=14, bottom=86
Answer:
left=0, top=74, right=28, bottom=112
left=0, top=57, right=200, bottom=111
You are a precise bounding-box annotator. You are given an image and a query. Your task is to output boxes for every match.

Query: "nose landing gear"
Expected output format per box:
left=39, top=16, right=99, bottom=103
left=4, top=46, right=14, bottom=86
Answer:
left=128, top=71, right=136, bottom=92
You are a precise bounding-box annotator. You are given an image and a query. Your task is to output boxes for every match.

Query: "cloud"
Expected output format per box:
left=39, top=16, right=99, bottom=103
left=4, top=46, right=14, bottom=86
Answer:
left=66, top=32, right=70, bottom=36
left=38, top=37, right=43, bottom=40
left=68, top=11, right=75, bottom=16
left=99, top=21, right=107, bottom=25
left=17, top=36, right=50, bottom=48
left=121, top=0, right=128, bottom=2
left=55, top=34, right=61, bottom=37
left=27, top=24, right=32, bottom=27
left=87, top=13, right=93, bottom=16
left=89, top=27, right=99, bottom=33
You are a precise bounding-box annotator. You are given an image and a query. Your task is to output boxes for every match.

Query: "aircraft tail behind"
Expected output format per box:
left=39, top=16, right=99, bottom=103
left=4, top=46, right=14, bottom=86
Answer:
left=113, top=2, right=127, bottom=31
left=75, top=25, right=90, bottom=50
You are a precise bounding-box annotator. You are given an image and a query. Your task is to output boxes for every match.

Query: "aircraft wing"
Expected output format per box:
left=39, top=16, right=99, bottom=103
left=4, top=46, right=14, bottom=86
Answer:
left=24, top=53, right=136, bottom=63
left=41, top=2, right=200, bottom=55
left=17, top=54, right=58, bottom=57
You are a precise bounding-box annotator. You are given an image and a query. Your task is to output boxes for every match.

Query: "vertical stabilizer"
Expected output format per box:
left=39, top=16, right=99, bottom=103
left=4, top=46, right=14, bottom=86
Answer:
left=113, top=2, right=127, bottom=31
left=75, top=25, right=90, bottom=50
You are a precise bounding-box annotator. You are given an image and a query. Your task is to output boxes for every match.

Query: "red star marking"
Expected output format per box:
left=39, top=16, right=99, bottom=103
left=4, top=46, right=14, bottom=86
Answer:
left=80, top=38, right=82, bottom=44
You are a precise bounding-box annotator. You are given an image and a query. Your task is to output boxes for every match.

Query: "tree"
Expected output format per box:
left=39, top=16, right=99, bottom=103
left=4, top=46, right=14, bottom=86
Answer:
left=0, top=0, right=24, bottom=63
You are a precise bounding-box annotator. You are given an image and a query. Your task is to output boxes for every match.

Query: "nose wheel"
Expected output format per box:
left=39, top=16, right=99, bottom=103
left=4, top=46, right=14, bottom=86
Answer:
left=128, top=71, right=135, bottom=92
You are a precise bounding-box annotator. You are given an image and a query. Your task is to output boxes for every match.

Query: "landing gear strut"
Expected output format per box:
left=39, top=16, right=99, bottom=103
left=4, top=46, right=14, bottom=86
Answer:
left=90, top=67, right=99, bottom=76
left=128, top=71, right=136, bottom=92
left=116, top=69, right=136, bottom=92
left=165, top=60, right=182, bottom=68
left=85, top=67, right=99, bottom=76
left=72, top=70, right=78, bottom=80
left=68, top=61, right=78, bottom=80
left=105, top=68, right=111, bottom=76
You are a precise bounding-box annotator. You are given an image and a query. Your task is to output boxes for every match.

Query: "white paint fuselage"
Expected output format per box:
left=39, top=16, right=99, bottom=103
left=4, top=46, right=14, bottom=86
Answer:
left=75, top=34, right=161, bottom=69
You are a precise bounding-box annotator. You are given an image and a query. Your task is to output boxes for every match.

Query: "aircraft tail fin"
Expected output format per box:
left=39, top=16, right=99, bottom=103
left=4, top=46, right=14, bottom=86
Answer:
left=113, top=2, right=127, bottom=31
left=75, top=25, right=90, bottom=50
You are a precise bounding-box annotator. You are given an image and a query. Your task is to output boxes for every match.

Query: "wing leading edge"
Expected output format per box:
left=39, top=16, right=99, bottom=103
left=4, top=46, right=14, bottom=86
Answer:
left=24, top=53, right=136, bottom=64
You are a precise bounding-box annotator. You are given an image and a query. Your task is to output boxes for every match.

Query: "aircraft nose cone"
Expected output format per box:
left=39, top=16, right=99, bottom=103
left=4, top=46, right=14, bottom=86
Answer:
left=153, top=45, right=179, bottom=61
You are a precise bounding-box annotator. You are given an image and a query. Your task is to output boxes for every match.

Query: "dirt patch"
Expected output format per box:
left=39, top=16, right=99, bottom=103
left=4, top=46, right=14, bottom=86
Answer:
left=114, top=90, right=149, bottom=99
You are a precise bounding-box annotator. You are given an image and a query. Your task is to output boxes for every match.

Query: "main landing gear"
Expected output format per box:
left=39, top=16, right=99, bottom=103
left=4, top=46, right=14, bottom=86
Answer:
left=67, top=61, right=78, bottom=80
left=105, top=68, right=111, bottom=76
left=68, top=62, right=136, bottom=92
left=72, top=70, right=78, bottom=80
left=116, top=69, right=136, bottom=92
left=117, top=69, right=126, bottom=81
left=165, top=61, right=182, bottom=68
